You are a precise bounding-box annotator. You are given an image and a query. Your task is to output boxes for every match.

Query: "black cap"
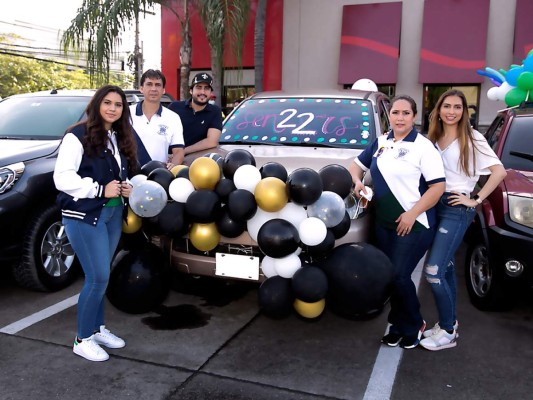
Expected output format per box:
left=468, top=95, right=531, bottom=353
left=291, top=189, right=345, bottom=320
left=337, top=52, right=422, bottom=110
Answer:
left=190, top=73, right=213, bottom=89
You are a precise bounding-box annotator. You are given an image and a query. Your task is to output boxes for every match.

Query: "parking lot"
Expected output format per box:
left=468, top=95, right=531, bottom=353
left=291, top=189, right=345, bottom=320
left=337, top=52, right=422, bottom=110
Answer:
left=1, top=244, right=531, bottom=400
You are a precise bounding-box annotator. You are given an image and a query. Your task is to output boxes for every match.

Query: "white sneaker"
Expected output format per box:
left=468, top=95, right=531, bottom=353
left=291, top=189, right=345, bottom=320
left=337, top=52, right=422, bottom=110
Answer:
left=423, top=320, right=459, bottom=338
left=420, top=328, right=457, bottom=351
left=73, top=336, right=109, bottom=362
left=93, top=325, right=126, bottom=349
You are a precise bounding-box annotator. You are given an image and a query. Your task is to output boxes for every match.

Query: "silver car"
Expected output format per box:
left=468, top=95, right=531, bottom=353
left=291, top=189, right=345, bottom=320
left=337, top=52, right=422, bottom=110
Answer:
left=156, top=88, right=391, bottom=282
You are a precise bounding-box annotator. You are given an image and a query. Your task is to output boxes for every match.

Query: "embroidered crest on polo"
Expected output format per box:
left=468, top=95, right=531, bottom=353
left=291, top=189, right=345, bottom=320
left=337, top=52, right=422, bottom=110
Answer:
left=395, top=148, right=409, bottom=159
left=157, top=125, right=168, bottom=136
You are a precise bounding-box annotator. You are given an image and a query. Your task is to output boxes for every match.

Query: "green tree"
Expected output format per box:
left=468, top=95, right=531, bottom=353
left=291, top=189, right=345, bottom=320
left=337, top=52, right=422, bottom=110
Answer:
left=196, top=0, right=250, bottom=104
left=0, top=52, right=131, bottom=98
left=62, top=0, right=251, bottom=103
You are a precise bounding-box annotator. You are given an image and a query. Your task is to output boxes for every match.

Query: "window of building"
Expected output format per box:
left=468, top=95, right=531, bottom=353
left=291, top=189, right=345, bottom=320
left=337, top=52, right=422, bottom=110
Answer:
left=421, top=85, right=480, bottom=133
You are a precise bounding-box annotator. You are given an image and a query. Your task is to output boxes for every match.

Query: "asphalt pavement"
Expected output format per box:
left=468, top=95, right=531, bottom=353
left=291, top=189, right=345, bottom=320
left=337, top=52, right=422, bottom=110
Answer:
left=0, top=245, right=532, bottom=400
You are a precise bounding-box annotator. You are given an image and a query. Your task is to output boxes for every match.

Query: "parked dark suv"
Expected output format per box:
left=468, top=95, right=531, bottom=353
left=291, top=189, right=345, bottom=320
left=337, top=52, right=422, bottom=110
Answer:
left=464, top=101, right=533, bottom=310
left=0, top=90, right=98, bottom=291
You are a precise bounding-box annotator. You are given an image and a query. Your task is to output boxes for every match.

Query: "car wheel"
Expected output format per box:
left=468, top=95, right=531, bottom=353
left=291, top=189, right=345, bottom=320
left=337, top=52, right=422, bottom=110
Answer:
left=464, top=241, right=512, bottom=311
left=13, top=205, right=80, bottom=292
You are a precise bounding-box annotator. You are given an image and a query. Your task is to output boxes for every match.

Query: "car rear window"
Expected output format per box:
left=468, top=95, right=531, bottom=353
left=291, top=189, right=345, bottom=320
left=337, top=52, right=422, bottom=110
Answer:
left=0, top=96, right=89, bottom=140
left=500, top=115, right=533, bottom=171
left=221, top=97, right=377, bottom=149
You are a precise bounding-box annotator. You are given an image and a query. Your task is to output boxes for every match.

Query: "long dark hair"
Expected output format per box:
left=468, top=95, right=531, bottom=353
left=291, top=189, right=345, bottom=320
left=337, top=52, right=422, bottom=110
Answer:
left=71, top=85, right=138, bottom=175
left=427, top=89, right=477, bottom=176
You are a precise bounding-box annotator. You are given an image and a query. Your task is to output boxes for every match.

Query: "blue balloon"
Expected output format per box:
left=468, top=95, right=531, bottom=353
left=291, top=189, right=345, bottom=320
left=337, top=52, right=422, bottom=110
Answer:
left=506, top=67, right=524, bottom=86
left=523, top=54, right=533, bottom=72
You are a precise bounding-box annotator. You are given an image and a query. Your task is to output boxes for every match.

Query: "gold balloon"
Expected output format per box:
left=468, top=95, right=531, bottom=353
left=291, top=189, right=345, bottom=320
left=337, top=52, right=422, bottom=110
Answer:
left=189, top=222, right=220, bottom=252
left=122, top=206, right=142, bottom=234
left=293, top=298, right=326, bottom=319
left=170, top=164, right=187, bottom=177
left=189, top=157, right=221, bottom=190
left=254, top=177, right=288, bottom=212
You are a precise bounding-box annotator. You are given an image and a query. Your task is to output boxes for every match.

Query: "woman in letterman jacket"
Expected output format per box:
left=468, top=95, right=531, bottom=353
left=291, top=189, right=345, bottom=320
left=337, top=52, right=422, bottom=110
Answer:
left=53, top=85, right=138, bottom=362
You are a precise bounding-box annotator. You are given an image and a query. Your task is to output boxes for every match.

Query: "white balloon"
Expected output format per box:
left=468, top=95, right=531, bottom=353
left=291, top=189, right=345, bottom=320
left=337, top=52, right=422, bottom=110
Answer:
left=274, top=252, right=302, bottom=279
left=299, top=217, right=327, bottom=246
left=261, top=256, right=278, bottom=278
left=278, top=202, right=308, bottom=229
left=233, top=164, right=262, bottom=193
left=130, top=174, right=147, bottom=187
left=168, top=177, right=195, bottom=203
left=487, top=81, right=512, bottom=102
left=351, top=78, right=378, bottom=92
left=247, top=208, right=279, bottom=242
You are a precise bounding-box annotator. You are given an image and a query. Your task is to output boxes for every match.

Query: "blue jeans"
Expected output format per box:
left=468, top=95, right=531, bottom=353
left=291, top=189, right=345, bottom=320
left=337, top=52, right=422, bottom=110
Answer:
left=424, top=193, right=476, bottom=331
left=63, top=206, right=123, bottom=339
left=375, top=223, right=435, bottom=336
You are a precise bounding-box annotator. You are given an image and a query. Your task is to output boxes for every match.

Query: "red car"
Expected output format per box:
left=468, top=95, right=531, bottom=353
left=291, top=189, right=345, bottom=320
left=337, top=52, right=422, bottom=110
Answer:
left=465, top=101, right=533, bottom=310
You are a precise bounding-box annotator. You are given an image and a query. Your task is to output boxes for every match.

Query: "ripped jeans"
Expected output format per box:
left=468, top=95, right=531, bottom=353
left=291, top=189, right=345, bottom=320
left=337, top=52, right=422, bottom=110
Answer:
left=424, top=193, right=476, bottom=331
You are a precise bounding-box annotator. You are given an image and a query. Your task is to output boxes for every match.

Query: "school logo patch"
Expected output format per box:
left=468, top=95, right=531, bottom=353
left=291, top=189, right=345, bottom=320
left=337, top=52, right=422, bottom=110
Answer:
left=158, top=125, right=169, bottom=136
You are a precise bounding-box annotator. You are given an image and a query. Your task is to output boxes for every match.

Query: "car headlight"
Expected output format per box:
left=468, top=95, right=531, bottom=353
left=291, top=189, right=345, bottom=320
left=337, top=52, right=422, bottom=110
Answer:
left=508, top=194, right=533, bottom=228
left=0, top=162, right=25, bottom=194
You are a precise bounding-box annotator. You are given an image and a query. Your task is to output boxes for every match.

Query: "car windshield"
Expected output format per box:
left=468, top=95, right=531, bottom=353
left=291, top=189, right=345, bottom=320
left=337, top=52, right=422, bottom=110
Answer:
left=500, top=116, right=533, bottom=171
left=0, top=96, right=88, bottom=140
left=221, top=97, right=377, bottom=149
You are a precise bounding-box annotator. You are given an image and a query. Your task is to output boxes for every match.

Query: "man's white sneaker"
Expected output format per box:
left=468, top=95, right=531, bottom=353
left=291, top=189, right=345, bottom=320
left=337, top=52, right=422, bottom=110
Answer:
left=93, top=325, right=126, bottom=349
left=73, top=336, right=109, bottom=362
left=420, top=328, right=457, bottom=351
left=423, top=320, right=459, bottom=338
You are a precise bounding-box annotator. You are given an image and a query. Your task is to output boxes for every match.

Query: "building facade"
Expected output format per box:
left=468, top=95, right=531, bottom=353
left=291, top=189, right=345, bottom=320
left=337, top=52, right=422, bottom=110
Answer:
left=161, top=0, right=532, bottom=129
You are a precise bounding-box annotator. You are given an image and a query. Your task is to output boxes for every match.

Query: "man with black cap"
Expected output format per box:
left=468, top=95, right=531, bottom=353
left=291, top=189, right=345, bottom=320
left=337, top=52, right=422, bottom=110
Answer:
left=168, top=72, right=223, bottom=155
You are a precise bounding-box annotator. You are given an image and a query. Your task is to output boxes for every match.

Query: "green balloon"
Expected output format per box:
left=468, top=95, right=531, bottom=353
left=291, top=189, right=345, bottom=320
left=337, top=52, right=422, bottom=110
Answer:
left=528, top=49, right=533, bottom=57
left=505, top=87, right=528, bottom=107
left=517, top=71, right=533, bottom=91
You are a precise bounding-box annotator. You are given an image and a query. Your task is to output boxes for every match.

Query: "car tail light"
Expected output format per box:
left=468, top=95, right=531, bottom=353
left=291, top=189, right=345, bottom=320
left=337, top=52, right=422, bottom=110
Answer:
left=0, top=162, right=25, bottom=194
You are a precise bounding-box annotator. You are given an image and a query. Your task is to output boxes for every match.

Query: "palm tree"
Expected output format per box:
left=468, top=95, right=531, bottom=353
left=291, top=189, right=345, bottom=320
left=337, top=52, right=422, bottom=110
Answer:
left=63, top=0, right=251, bottom=103
left=254, top=0, right=267, bottom=93
left=196, top=0, right=250, bottom=105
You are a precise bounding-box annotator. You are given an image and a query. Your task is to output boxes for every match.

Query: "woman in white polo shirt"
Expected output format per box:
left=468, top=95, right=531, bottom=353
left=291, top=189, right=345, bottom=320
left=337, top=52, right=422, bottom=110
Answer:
left=349, top=95, right=445, bottom=349
left=420, top=90, right=506, bottom=351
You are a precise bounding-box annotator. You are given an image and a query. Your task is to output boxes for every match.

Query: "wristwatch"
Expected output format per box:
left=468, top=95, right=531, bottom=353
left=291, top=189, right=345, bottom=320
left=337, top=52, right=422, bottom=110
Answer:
left=472, top=194, right=482, bottom=204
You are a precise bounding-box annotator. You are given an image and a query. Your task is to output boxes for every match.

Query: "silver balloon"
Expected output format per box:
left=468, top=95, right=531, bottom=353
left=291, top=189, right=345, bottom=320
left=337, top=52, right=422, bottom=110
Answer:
left=129, top=180, right=168, bottom=218
left=307, top=191, right=346, bottom=228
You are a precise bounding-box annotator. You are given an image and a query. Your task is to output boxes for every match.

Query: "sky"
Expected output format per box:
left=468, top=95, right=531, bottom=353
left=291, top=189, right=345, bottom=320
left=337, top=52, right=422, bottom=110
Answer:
left=0, top=0, right=161, bottom=69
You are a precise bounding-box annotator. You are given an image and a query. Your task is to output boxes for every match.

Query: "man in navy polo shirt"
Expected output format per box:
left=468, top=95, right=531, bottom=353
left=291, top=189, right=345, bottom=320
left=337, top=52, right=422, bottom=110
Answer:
left=169, top=73, right=223, bottom=155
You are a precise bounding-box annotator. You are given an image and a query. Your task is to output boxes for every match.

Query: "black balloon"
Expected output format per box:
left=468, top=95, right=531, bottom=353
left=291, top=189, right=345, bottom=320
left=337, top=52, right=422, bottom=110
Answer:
left=330, top=211, right=351, bottom=239
left=185, top=189, right=221, bottom=223
left=156, top=201, right=188, bottom=237
left=291, top=265, right=329, bottom=303
left=257, top=218, right=300, bottom=258
left=306, top=229, right=336, bottom=260
left=147, top=167, right=175, bottom=195
left=317, top=242, right=394, bottom=319
left=258, top=276, right=294, bottom=318
left=222, top=149, right=256, bottom=180
left=106, top=243, right=170, bottom=314
left=176, top=166, right=190, bottom=180
left=319, top=164, right=353, bottom=199
left=260, top=162, right=288, bottom=182
left=216, top=205, right=247, bottom=238
left=227, top=189, right=257, bottom=221
left=215, top=178, right=237, bottom=204
left=141, top=160, right=167, bottom=176
left=286, top=168, right=323, bottom=206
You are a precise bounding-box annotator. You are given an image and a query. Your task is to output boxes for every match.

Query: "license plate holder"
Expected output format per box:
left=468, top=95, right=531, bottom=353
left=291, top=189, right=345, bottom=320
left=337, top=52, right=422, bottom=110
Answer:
left=215, top=253, right=260, bottom=281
